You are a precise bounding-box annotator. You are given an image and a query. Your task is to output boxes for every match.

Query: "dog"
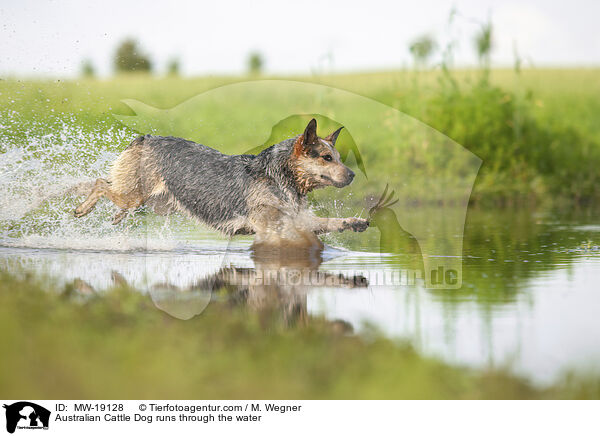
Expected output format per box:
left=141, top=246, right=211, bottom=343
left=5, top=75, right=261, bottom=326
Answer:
left=74, top=118, right=369, bottom=250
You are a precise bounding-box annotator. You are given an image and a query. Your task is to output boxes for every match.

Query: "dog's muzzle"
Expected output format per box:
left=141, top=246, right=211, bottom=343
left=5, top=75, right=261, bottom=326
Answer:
left=331, top=169, right=355, bottom=187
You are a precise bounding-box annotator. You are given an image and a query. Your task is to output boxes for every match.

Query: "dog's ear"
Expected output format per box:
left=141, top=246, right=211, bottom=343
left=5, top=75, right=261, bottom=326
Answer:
left=326, top=126, right=344, bottom=146
left=302, top=118, right=318, bottom=145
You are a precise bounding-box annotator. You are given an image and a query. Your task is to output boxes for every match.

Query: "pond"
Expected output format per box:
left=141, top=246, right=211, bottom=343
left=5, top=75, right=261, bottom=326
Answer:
left=1, top=205, right=599, bottom=386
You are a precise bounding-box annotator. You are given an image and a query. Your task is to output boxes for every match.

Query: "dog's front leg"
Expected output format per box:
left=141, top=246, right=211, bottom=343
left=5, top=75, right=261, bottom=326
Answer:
left=312, top=217, right=369, bottom=234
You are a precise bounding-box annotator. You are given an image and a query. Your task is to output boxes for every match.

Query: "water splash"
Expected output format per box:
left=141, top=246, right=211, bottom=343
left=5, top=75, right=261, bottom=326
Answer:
left=0, top=109, right=193, bottom=251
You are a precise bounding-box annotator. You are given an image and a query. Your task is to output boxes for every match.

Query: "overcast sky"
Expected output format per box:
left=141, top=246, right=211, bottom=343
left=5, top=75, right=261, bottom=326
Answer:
left=1, top=0, right=599, bottom=77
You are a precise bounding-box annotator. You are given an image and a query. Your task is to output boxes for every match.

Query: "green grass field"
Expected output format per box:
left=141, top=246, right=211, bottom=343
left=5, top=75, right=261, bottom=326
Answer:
left=2, top=68, right=599, bottom=204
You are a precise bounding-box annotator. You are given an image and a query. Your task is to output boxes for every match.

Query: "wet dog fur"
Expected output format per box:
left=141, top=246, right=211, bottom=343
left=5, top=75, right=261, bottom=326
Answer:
left=74, top=119, right=369, bottom=250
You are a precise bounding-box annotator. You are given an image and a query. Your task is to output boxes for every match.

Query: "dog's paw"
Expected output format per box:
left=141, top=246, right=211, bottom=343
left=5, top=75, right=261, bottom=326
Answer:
left=341, top=218, right=370, bottom=233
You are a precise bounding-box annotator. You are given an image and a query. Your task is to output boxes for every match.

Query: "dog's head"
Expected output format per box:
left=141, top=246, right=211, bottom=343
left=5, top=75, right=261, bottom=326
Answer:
left=291, top=118, right=355, bottom=193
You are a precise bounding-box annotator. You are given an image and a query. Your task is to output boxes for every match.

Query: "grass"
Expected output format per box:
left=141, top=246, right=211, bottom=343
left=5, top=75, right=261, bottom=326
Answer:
left=2, top=68, right=600, bottom=204
left=1, top=272, right=598, bottom=399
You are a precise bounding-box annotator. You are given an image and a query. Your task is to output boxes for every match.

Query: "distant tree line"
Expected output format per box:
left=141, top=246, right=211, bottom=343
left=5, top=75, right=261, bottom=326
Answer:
left=81, top=38, right=266, bottom=78
left=81, top=20, right=492, bottom=78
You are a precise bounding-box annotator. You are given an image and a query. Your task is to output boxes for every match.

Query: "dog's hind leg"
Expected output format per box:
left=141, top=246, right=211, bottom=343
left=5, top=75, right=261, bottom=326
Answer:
left=74, top=178, right=144, bottom=223
left=74, top=178, right=110, bottom=218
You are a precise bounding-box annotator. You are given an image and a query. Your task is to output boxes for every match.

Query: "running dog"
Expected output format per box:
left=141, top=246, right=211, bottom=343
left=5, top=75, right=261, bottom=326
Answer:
left=74, top=118, right=369, bottom=249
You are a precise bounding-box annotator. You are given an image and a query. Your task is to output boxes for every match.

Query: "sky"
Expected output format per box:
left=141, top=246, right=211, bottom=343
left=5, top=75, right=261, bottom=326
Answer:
left=1, top=0, right=599, bottom=77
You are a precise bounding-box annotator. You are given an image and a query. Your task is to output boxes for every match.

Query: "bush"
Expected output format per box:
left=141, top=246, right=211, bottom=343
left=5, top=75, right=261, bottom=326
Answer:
left=421, top=74, right=600, bottom=203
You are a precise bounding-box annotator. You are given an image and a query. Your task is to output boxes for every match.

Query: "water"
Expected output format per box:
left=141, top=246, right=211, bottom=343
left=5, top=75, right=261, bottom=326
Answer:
left=316, top=212, right=600, bottom=384
left=1, top=110, right=600, bottom=386
left=2, top=207, right=599, bottom=385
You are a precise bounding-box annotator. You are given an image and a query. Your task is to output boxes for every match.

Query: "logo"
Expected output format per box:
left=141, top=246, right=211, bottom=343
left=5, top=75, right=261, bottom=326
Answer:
left=3, top=402, right=50, bottom=433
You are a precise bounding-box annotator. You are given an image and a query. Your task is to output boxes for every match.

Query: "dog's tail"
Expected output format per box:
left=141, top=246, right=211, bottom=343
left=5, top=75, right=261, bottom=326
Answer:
left=30, top=180, right=95, bottom=206
left=63, top=180, right=95, bottom=197
left=4, top=180, right=96, bottom=221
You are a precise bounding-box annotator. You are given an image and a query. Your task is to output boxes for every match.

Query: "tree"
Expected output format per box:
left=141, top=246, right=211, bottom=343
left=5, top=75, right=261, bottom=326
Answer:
left=81, top=59, right=95, bottom=78
left=113, top=38, right=152, bottom=73
left=247, top=52, right=264, bottom=75
left=167, top=58, right=181, bottom=76
left=409, top=35, right=437, bottom=68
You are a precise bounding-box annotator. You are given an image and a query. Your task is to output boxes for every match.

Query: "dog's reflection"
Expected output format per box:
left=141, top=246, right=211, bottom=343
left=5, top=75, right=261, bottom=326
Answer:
left=73, top=250, right=367, bottom=331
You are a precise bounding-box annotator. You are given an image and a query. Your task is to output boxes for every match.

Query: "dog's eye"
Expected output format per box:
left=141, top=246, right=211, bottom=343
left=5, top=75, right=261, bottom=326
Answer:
left=322, top=155, right=333, bottom=162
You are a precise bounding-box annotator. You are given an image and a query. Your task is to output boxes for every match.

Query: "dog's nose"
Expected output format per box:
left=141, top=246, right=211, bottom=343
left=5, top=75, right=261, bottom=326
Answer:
left=347, top=169, right=355, bottom=180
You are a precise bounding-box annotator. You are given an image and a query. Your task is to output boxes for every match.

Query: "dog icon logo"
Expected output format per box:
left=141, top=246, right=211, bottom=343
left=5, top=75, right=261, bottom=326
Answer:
left=3, top=402, right=50, bottom=433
